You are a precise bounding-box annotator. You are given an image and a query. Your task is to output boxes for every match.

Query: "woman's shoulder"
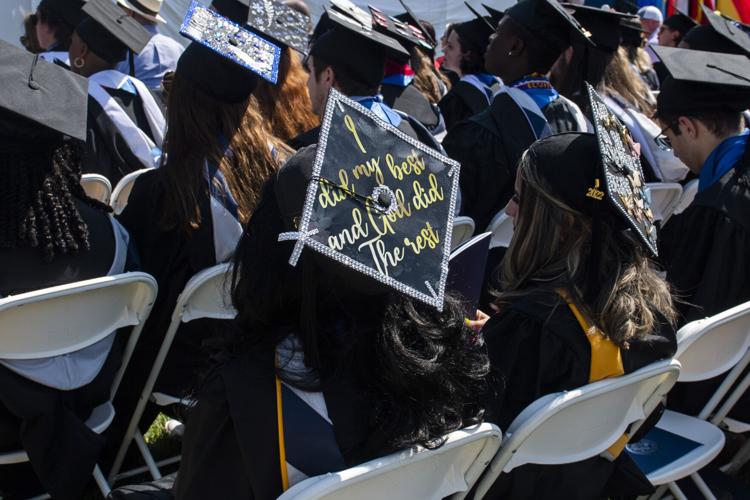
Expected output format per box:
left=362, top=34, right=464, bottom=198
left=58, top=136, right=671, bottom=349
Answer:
left=483, top=289, right=578, bottom=343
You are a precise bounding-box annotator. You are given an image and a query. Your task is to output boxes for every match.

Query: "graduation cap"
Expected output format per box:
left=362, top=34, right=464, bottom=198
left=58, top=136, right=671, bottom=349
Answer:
left=483, top=3, right=505, bottom=26
left=180, top=0, right=281, bottom=86
left=211, top=0, right=250, bottom=24
left=653, top=46, right=750, bottom=117
left=662, top=11, right=698, bottom=35
left=0, top=39, right=88, bottom=141
left=394, top=0, right=436, bottom=48
left=245, top=0, right=310, bottom=55
left=619, top=14, right=646, bottom=48
left=276, top=88, right=461, bottom=311
left=76, top=0, right=151, bottom=63
left=565, top=4, right=633, bottom=53
left=452, top=4, right=495, bottom=54
left=37, top=0, right=86, bottom=30
left=693, top=5, right=750, bottom=55
left=505, top=0, right=593, bottom=51
left=330, top=0, right=373, bottom=30
left=370, top=5, right=431, bottom=52
left=310, top=7, right=409, bottom=87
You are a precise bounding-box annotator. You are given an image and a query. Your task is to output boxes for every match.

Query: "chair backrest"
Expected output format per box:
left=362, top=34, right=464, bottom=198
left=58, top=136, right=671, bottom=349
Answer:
left=80, top=174, right=112, bottom=204
left=674, top=300, right=750, bottom=383
left=110, top=168, right=153, bottom=215
left=671, top=178, right=699, bottom=218
left=472, top=359, right=681, bottom=499
left=451, top=216, right=476, bottom=250
left=645, top=182, right=682, bottom=222
left=0, top=273, right=157, bottom=398
left=486, top=211, right=513, bottom=250
left=277, top=423, right=502, bottom=500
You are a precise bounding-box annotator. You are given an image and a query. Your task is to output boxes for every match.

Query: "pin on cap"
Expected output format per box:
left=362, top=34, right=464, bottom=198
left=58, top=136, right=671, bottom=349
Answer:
left=276, top=88, right=461, bottom=311
left=246, top=0, right=311, bottom=55
left=180, top=0, right=281, bottom=84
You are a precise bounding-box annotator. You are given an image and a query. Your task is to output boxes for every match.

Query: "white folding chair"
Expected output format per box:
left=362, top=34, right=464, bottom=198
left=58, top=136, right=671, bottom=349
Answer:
left=108, top=263, right=236, bottom=483
left=0, top=273, right=157, bottom=497
left=110, top=168, right=153, bottom=215
left=485, top=211, right=513, bottom=250
left=645, top=182, right=683, bottom=223
left=451, top=216, right=475, bottom=250
left=669, top=179, right=699, bottom=221
left=277, top=422, right=502, bottom=500
left=473, top=359, right=681, bottom=499
left=81, top=174, right=113, bottom=204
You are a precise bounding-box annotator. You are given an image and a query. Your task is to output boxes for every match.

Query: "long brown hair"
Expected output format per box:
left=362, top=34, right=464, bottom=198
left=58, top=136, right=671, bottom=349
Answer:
left=160, top=72, right=290, bottom=233
left=604, top=47, right=655, bottom=115
left=495, top=151, right=676, bottom=349
left=410, top=46, right=450, bottom=104
left=254, top=47, right=319, bottom=142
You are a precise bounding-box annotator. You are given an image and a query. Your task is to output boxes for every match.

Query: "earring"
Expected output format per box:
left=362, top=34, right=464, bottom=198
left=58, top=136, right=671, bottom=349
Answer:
left=507, top=51, right=513, bottom=56
left=73, top=57, right=85, bottom=69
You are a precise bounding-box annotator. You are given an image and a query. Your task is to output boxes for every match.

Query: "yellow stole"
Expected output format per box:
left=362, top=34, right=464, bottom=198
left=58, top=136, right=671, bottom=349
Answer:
left=557, top=290, right=628, bottom=458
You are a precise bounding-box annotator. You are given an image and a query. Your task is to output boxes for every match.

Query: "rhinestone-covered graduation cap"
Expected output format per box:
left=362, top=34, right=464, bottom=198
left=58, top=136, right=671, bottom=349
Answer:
left=0, top=39, right=88, bottom=141
left=246, top=0, right=311, bottom=54
left=276, top=88, right=461, bottom=310
left=76, top=0, right=151, bottom=63
left=180, top=0, right=281, bottom=84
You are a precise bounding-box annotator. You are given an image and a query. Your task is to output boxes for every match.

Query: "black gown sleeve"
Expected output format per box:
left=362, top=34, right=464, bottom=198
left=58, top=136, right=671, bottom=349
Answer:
left=438, top=89, right=473, bottom=132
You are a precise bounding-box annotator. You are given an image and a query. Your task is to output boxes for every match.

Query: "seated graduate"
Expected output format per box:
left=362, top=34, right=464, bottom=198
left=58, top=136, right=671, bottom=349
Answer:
left=621, top=15, right=660, bottom=92
left=679, top=6, right=750, bottom=56
left=0, top=42, right=135, bottom=500
left=371, top=4, right=445, bottom=136
left=246, top=0, right=320, bottom=143
left=175, top=95, right=488, bottom=498
left=68, top=0, right=166, bottom=184
left=116, top=6, right=290, bottom=435
left=478, top=86, right=677, bottom=499
left=114, top=0, right=184, bottom=92
left=443, top=0, right=591, bottom=232
left=437, top=9, right=499, bottom=132
left=289, top=7, right=441, bottom=150
left=33, top=0, right=85, bottom=65
left=652, top=12, right=697, bottom=83
left=400, top=17, right=451, bottom=103
left=438, top=23, right=461, bottom=87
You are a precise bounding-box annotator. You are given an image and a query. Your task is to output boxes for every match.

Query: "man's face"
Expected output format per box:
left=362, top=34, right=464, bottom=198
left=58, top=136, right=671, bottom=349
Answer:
left=305, top=55, right=332, bottom=116
left=661, top=119, right=702, bottom=174
left=640, top=18, right=661, bottom=37
left=658, top=25, right=680, bottom=47
left=484, top=17, right=512, bottom=78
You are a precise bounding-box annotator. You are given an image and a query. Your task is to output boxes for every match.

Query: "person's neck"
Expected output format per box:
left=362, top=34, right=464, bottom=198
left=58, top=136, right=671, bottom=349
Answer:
left=698, top=129, right=745, bottom=169
left=502, top=64, right=536, bottom=86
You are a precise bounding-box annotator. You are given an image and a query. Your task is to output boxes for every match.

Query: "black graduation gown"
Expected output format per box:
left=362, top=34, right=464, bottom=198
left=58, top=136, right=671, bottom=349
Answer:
left=437, top=79, right=496, bottom=132
left=175, top=348, right=385, bottom=500
left=481, top=289, right=677, bottom=499
left=380, top=83, right=443, bottom=135
left=659, top=144, right=750, bottom=420
left=443, top=93, right=584, bottom=233
left=0, top=199, right=128, bottom=500
left=83, top=87, right=165, bottom=185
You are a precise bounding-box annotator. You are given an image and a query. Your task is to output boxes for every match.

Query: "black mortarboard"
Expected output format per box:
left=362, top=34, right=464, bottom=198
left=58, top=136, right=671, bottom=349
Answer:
left=330, top=0, right=373, bottom=30
left=76, top=0, right=151, bottom=63
left=663, top=12, right=698, bottom=35
left=681, top=25, right=741, bottom=54
left=246, top=0, right=311, bottom=54
left=696, top=5, right=750, bottom=55
left=483, top=3, right=505, bottom=26
left=211, top=0, right=250, bottom=24
left=276, top=89, right=461, bottom=310
left=372, top=6, right=432, bottom=52
left=504, top=0, right=593, bottom=51
left=619, top=15, right=645, bottom=48
left=310, top=8, right=409, bottom=86
left=0, top=40, right=88, bottom=141
left=394, top=0, right=436, bottom=47
left=565, top=4, right=633, bottom=53
left=453, top=5, right=495, bottom=55
left=653, top=46, right=750, bottom=117
left=37, top=0, right=86, bottom=29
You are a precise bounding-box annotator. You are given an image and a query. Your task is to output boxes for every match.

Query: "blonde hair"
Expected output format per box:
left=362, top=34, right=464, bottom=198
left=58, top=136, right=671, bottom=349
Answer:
left=604, top=47, right=655, bottom=115
left=495, top=151, right=676, bottom=348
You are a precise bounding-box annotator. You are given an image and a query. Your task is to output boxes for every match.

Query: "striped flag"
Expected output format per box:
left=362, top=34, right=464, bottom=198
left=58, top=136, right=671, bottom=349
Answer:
left=715, top=0, right=750, bottom=23
left=667, top=0, right=749, bottom=24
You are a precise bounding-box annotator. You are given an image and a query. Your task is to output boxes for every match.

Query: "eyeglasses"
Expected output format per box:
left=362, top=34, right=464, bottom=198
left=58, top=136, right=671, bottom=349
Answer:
left=655, top=121, right=678, bottom=151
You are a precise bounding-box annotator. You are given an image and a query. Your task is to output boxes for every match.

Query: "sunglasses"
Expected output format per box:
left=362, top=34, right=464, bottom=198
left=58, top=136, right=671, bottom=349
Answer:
left=655, top=121, right=679, bottom=151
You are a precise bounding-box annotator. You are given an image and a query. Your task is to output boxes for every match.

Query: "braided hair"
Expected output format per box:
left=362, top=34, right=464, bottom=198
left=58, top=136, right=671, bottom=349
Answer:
left=0, top=135, right=110, bottom=262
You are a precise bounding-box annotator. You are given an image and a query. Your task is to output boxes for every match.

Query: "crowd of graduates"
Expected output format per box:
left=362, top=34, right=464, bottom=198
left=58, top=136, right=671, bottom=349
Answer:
left=1, top=0, right=750, bottom=498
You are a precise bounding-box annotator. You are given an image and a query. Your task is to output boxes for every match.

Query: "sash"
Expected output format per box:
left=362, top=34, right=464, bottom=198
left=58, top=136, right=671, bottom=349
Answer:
left=557, top=289, right=627, bottom=458
left=559, top=95, right=591, bottom=133
left=460, top=74, right=497, bottom=105
left=204, top=159, right=243, bottom=263
left=498, top=86, right=552, bottom=140
left=88, top=70, right=166, bottom=169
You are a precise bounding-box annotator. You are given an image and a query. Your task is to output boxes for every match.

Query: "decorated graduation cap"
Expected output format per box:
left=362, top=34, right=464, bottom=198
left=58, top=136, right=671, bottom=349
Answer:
left=245, top=0, right=311, bottom=54
left=0, top=39, right=88, bottom=141
left=211, top=0, right=250, bottom=23
left=179, top=0, right=281, bottom=95
left=653, top=46, right=750, bottom=117
left=394, top=0, right=436, bottom=48
left=370, top=5, right=432, bottom=52
left=310, top=7, right=409, bottom=87
left=565, top=4, right=633, bottom=53
left=37, top=0, right=86, bottom=30
left=76, top=0, right=151, bottom=63
left=276, top=88, right=460, bottom=310
left=330, top=0, right=373, bottom=30
left=452, top=4, right=495, bottom=54
left=504, top=0, right=593, bottom=51
left=483, top=3, right=505, bottom=26
left=663, top=11, right=698, bottom=36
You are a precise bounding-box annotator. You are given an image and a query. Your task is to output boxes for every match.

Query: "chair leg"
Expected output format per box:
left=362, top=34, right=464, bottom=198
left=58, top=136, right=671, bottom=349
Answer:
left=690, top=473, right=717, bottom=500
left=648, top=484, right=669, bottom=500
left=722, top=435, right=750, bottom=475
left=93, top=464, right=112, bottom=497
left=134, top=429, right=163, bottom=480
left=667, top=482, right=689, bottom=500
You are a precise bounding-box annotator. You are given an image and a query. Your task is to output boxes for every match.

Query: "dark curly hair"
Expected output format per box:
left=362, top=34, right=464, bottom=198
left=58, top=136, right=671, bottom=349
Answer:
left=0, top=136, right=110, bottom=262
left=227, top=177, right=489, bottom=452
